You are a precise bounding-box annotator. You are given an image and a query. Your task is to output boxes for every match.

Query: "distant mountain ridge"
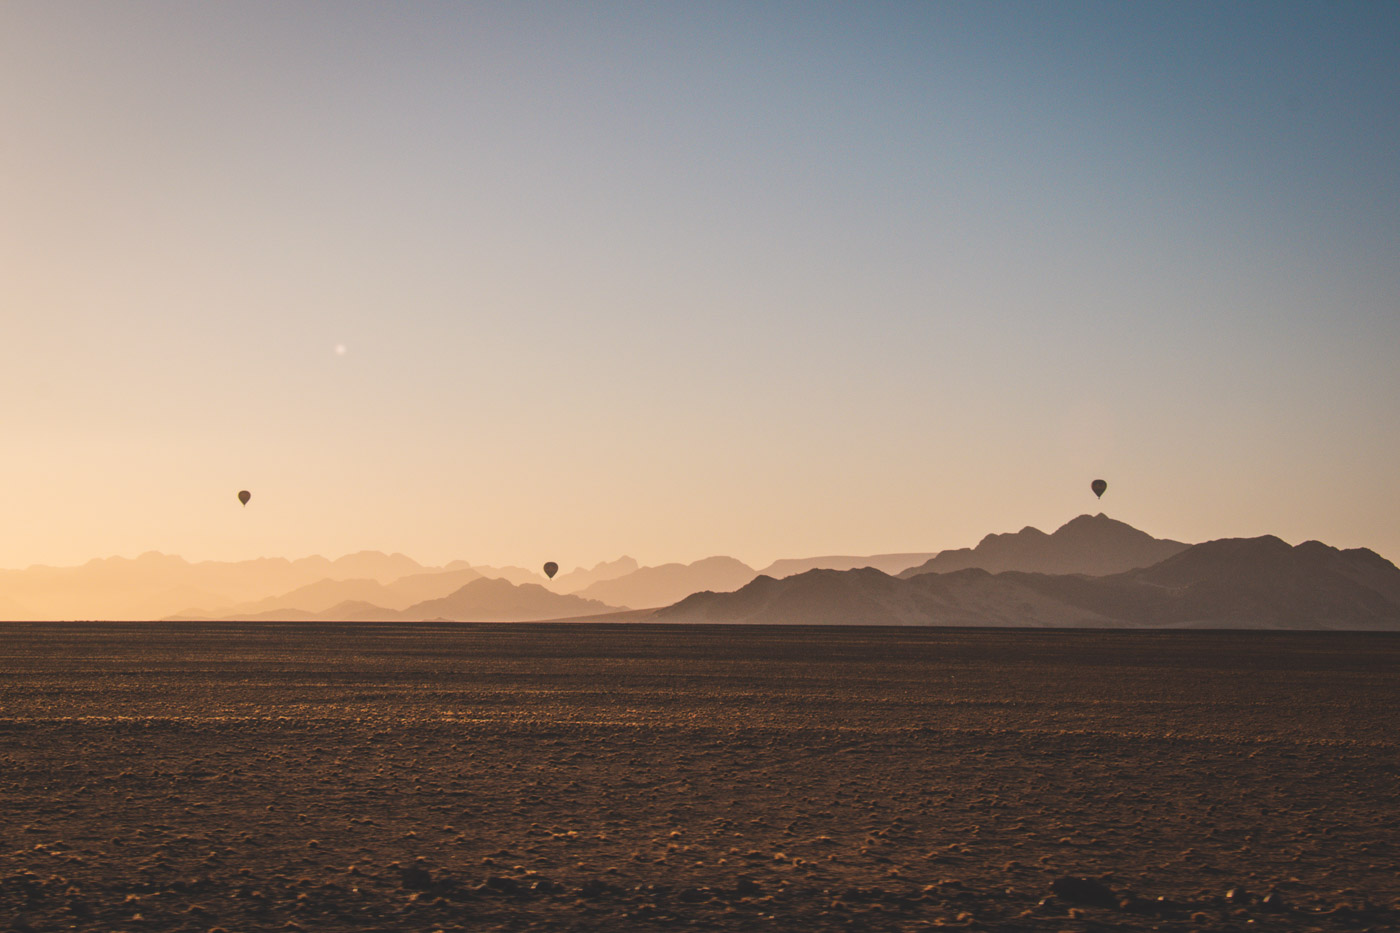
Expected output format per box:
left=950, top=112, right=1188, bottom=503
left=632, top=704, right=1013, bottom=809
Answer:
left=899, top=513, right=1187, bottom=577
left=574, top=556, right=757, bottom=609
left=198, top=566, right=486, bottom=617
left=175, top=576, right=619, bottom=623
left=446, top=563, right=549, bottom=587
left=657, top=535, right=1400, bottom=630
left=550, top=556, right=640, bottom=593
left=0, top=549, right=758, bottom=621
left=8, top=517, right=1397, bottom=628
left=656, top=567, right=1116, bottom=627
left=194, top=555, right=752, bottom=620
left=759, top=553, right=939, bottom=578
left=1, top=550, right=437, bottom=620
left=403, top=577, right=617, bottom=622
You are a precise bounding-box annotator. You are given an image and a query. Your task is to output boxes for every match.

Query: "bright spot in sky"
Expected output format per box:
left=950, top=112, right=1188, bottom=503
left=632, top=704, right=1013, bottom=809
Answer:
left=334, top=344, right=347, bottom=356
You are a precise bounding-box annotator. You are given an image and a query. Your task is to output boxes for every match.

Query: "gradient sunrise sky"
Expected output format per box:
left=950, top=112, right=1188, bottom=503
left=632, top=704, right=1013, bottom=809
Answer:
left=3, top=1, right=1398, bottom=571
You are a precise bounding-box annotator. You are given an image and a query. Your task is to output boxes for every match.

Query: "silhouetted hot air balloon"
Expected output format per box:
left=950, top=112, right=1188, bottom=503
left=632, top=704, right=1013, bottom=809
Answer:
left=543, top=562, right=559, bottom=579
left=238, top=490, right=251, bottom=507
left=1091, top=479, right=1107, bottom=499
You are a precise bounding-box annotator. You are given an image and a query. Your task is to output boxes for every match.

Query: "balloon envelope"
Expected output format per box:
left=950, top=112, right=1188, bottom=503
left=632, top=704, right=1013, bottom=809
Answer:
left=238, top=490, right=251, bottom=506
left=543, top=561, right=559, bottom=579
left=1091, top=479, right=1107, bottom=499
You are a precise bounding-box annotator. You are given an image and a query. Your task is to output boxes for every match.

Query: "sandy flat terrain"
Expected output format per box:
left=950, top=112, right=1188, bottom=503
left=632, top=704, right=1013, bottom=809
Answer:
left=2, top=622, right=1398, bottom=931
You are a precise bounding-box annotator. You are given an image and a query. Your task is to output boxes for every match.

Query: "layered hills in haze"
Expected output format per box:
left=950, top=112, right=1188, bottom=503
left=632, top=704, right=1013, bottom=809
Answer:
left=187, top=555, right=758, bottom=620
left=0, top=550, right=436, bottom=620
left=550, top=557, right=640, bottom=593
left=210, top=567, right=486, bottom=616
left=7, top=514, right=1399, bottom=628
left=169, top=577, right=618, bottom=623
left=571, top=556, right=758, bottom=610
left=5, top=515, right=1158, bottom=620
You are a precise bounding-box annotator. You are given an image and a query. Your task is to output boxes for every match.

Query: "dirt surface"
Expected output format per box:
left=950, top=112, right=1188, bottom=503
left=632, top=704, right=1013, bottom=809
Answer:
left=2, top=622, right=1398, bottom=932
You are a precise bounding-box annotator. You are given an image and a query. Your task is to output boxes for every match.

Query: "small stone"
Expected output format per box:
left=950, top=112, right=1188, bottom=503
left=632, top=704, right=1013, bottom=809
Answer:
left=1050, top=876, right=1117, bottom=908
left=396, top=863, right=432, bottom=890
left=484, top=876, right=521, bottom=896
left=577, top=879, right=617, bottom=899
left=535, top=877, right=564, bottom=895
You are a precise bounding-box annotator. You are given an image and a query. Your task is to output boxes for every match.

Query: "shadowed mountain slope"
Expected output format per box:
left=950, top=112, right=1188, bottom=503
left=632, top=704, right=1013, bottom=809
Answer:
left=1008, top=536, right=1400, bottom=629
left=399, top=577, right=619, bottom=622
left=899, top=513, right=1187, bottom=578
left=759, top=553, right=939, bottom=578
left=658, top=537, right=1400, bottom=630
left=574, top=557, right=757, bottom=609
left=319, top=600, right=405, bottom=622
left=381, top=567, right=486, bottom=606
left=656, top=567, right=1113, bottom=627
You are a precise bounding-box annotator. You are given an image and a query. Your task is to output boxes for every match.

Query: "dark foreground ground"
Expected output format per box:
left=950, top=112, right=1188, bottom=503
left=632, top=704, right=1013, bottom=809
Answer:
left=2, top=623, right=1398, bottom=933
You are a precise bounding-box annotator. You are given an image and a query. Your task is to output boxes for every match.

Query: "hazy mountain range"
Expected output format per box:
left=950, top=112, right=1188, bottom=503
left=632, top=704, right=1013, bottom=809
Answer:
left=0, top=550, right=436, bottom=621
left=5, top=514, right=1397, bottom=628
left=550, top=556, right=640, bottom=593
left=570, top=556, right=758, bottom=609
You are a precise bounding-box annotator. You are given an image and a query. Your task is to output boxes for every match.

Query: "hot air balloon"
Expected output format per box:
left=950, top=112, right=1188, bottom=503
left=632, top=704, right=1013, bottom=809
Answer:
left=238, top=490, right=251, bottom=507
left=1091, top=479, right=1107, bottom=499
left=543, top=562, right=559, bottom=579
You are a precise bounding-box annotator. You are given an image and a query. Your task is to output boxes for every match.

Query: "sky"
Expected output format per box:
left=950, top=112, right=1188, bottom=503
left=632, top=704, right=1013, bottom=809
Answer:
left=2, top=1, right=1398, bottom=571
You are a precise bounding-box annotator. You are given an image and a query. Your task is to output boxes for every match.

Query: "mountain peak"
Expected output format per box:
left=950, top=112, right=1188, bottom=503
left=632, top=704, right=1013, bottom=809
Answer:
left=1056, top=513, right=1138, bottom=533
left=403, top=576, right=618, bottom=622
left=903, top=515, right=1188, bottom=579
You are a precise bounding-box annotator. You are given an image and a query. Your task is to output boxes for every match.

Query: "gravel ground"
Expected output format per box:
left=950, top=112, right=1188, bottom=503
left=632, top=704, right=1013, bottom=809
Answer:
left=2, top=622, right=1398, bottom=932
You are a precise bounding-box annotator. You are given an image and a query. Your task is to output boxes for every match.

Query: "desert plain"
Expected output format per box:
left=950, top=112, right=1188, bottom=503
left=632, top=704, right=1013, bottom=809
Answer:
left=2, top=622, right=1398, bottom=932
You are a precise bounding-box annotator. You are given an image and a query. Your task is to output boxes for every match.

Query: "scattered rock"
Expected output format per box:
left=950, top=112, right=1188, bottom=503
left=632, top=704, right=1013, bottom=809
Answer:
left=483, top=875, right=521, bottom=896
left=530, top=877, right=564, bottom=895
left=1323, top=903, right=1362, bottom=921
left=1050, top=876, right=1117, bottom=908
left=1152, top=894, right=1180, bottom=915
left=395, top=862, right=432, bottom=890
left=733, top=877, right=762, bottom=898
left=1118, top=894, right=1152, bottom=913
left=577, top=879, right=620, bottom=899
